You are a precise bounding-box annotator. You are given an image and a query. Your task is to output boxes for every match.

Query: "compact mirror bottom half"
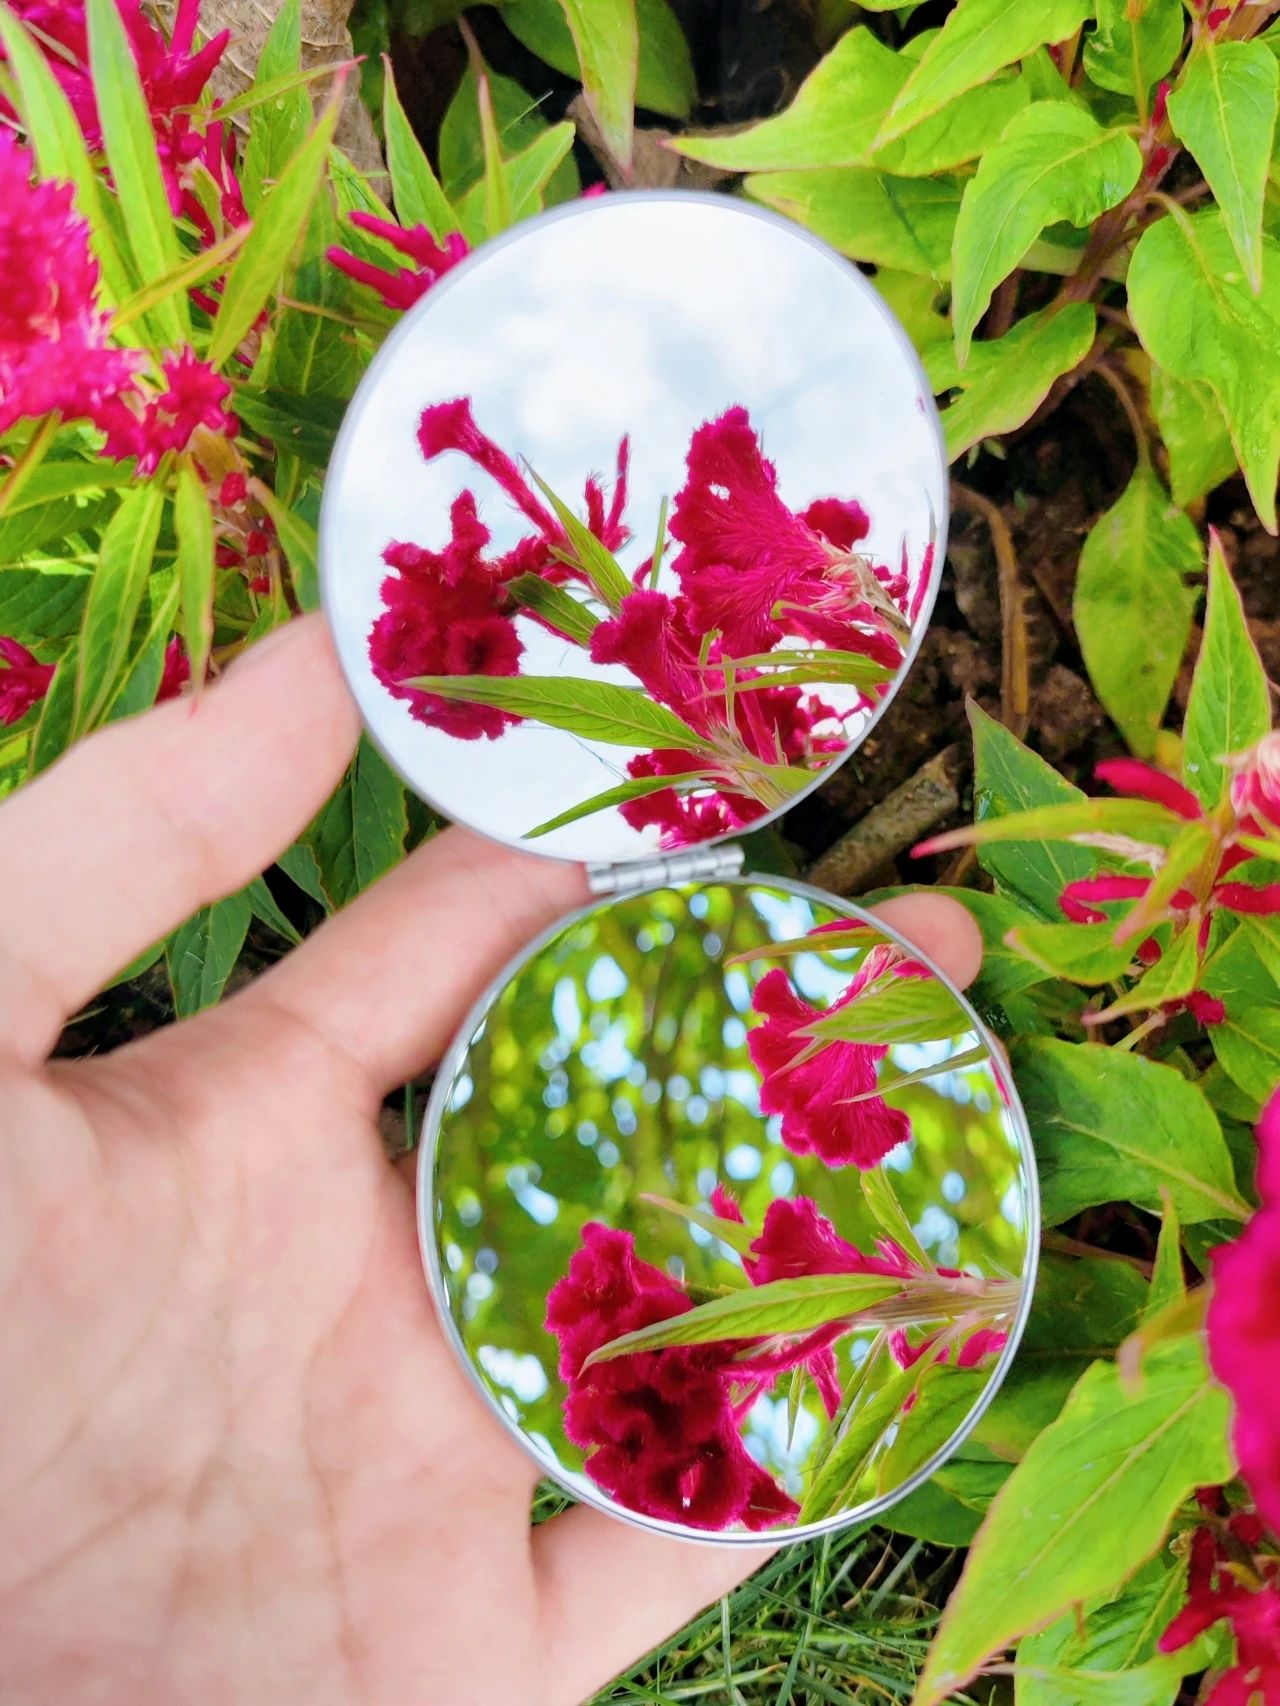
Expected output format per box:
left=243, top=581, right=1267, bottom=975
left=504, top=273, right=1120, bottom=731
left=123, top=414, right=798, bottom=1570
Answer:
left=421, top=878, right=1038, bottom=1544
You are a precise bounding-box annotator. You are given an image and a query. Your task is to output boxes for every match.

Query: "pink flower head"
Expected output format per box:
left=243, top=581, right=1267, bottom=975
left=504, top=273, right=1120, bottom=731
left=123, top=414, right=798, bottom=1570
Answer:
left=545, top=1223, right=799, bottom=1531
left=100, top=347, right=236, bottom=474
left=156, top=635, right=190, bottom=702
left=748, top=941, right=925, bottom=1169
left=0, top=636, right=54, bottom=724
left=369, top=491, right=523, bottom=740
left=327, top=214, right=469, bottom=312
left=668, top=406, right=904, bottom=665
left=1160, top=1522, right=1280, bottom=1703
left=1207, top=1091, right=1280, bottom=1537
left=0, top=132, right=142, bottom=435
left=1231, top=732, right=1280, bottom=837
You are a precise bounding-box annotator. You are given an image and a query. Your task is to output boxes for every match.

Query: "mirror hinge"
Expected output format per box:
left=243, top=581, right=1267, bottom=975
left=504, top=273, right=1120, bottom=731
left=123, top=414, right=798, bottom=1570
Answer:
left=586, top=843, right=746, bottom=896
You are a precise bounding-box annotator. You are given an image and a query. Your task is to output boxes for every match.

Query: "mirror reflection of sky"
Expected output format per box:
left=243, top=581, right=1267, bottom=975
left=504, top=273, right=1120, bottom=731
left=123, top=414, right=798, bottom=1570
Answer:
left=432, top=883, right=1031, bottom=1532
left=322, top=196, right=947, bottom=861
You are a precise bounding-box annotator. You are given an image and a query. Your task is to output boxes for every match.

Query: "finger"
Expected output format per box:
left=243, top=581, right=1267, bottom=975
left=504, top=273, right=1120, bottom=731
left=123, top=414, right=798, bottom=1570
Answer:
left=234, top=826, right=589, bottom=1100
left=868, top=891, right=983, bottom=990
left=533, top=1506, right=774, bottom=1706
left=0, top=618, right=359, bottom=1063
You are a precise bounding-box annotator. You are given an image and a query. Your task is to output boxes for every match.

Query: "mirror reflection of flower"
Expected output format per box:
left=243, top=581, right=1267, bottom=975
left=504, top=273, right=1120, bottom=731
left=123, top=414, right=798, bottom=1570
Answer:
left=368, top=397, right=923, bottom=847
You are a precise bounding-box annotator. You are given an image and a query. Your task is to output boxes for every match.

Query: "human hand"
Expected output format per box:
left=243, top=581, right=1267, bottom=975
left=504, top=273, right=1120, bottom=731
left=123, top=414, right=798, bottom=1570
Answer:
left=0, top=617, right=983, bottom=1706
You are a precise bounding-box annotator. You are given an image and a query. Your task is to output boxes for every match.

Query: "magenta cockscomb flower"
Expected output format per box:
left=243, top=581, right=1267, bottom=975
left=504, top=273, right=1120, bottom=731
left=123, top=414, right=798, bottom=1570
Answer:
left=1207, top=1091, right=1280, bottom=1538
left=328, top=214, right=470, bottom=312
left=156, top=635, right=190, bottom=702
left=748, top=942, right=926, bottom=1170
left=1160, top=1519, right=1280, bottom=1703
left=99, top=347, right=237, bottom=474
left=0, top=132, right=142, bottom=435
left=1232, top=732, right=1280, bottom=838
left=545, top=1222, right=799, bottom=1531
left=370, top=492, right=523, bottom=740
left=669, top=406, right=906, bottom=664
left=0, top=638, right=55, bottom=725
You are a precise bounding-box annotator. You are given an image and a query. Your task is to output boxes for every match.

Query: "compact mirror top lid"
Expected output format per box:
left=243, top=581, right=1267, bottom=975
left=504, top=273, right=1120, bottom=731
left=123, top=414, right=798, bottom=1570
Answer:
left=320, top=193, right=948, bottom=865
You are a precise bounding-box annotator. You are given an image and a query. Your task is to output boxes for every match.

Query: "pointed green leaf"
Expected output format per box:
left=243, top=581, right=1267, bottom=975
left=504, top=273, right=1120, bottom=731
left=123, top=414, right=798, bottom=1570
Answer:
left=1073, top=462, right=1202, bottom=758
left=455, top=122, right=577, bottom=242
left=1146, top=1195, right=1185, bottom=1323
left=1183, top=534, right=1270, bottom=807
left=208, top=95, right=339, bottom=370
left=746, top=168, right=962, bottom=280
left=526, top=770, right=716, bottom=838
left=922, top=797, right=1186, bottom=857
left=85, top=0, right=188, bottom=345
left=383, top=57, right=458, bottom=239
left=1011, top=1036, right=1250, bottom=1225
left=913, top=1338, right=1233, bottom=1705
left=1148, top=367, right=1239, bottom=508
left=1168, top=40, right=1278, bottom=292
left=554, top=0, right=638, bottom=170
left=303, top=739, right=408, bottom=909
left=1128, top=210, right=1280, bottom=532
left=1202, top=932, right=1280, bottom=1102
left=504, top=0, right=693, bottom=120
left=73, top=486, right=164, bottom=737
left=167, top=892, right=253, bottom=1016
left=874, top=0, right=1093, bottom=147
left=245, top=874, right=302, bottom=946
left=951, top=104, right=1140, bottom=362
left=252, top=485, right=319, bottom=612
left=1096, top=922, right=1202, bottom=1019
left=672, top=27, right=1026, bottom=176
left=803, top=971, right=976, bottom=1046
left=527, top=469, right=633, bottom=607
left=1083, top=0, right=1184, bottom=111
left=1006, top=920, right=1138, bottom=985
left=239, top=0, right=309, bottom=208
left=174, top=461, right=214, bottom=695
left=404, top=674, right=706, bottom=751
left=508, top=573, right=600, bottom=647
left=935, top=303, right=1096, bottom=460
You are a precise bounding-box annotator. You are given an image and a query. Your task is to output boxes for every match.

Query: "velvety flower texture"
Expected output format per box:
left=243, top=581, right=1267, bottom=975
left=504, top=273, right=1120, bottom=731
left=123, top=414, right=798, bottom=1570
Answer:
left=545, top=1222, right=799, bottom=1531
left=748, top=940, right=926, bottom=1169
left=0, top=638, right=55, bottom=725
left=99, top=347, right=238, bottom=475
left=328, top=214, right=470, bottom=311
left=1160, top=1519, right=1280, bottom=1705
left=1232, top=731, right=1280, bottom=838
left=669, top=406, right=910, bottom=665
left=0, top=131, right=142, bottom=436
left=1207, top=1090, right=1280, bottom=1537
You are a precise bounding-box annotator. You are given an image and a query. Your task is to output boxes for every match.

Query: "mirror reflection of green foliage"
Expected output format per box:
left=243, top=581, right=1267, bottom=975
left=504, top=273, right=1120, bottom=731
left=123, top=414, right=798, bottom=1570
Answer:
left=431, top=880, right=1033, bottom=1529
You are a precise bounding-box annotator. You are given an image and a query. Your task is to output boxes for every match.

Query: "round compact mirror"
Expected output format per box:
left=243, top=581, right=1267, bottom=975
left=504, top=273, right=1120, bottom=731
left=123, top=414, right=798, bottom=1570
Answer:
left=425, top=880, right=1036, bottom=1542
left=321, top=192, right=946, bottom=864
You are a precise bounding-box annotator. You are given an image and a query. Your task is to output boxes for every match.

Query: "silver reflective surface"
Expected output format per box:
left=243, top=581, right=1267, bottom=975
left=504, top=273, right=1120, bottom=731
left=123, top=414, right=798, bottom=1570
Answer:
left=422, top=880, right=1037, bottom=1544
left=322, top=194, right=947, bottom=863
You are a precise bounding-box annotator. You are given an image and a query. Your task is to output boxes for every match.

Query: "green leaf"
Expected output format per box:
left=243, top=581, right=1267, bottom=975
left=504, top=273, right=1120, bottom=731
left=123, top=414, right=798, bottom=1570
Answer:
left=508, top=573, right=600, bottom=646
left=672, top=27, right=1026, bottom=176
left=729, top=647, right=895, bottom=692
left=527, top=468, right=633, bottom=609
left=584, top=1272, right=909, bottom=1365
left=1016, top=1554, right=1205, bottom=1706
left=208, top=95, right=339, bottom=370
left=1168, top=40, right=1278, bottom=292
left=239, top=0, right=310, bottom=209
left=245, top=875, right=302, bottom=946
left=967, top=702, right=1094, bottom=919
left=503, top=0, right=693, bottom=120
left=1148, top=368, right=1239, bottom=508
left=950, top=104, right=1140, bottom=362
left=526, top=770, right=714, bottom=838
left=1202, top=931, right=1280, bottom=1102
left=1146, top=1195, right=1185, bottom=1323
left=383, top=57, right=458, bottom=239
left=935, top=303, right=1096, bottom=460
left=1011, top=1036, right=1250, bottom=1225
left=106, top=569, right=178, bottom=722
left=0, top=567, right=90, bottom=638
left=913, top=1337, right=1233, bottom=1705
left=405, top=673, right=707, bottom=751
left=0, top=6, right=132, bottom=310
left=174, top=462, right=214, bottom=695
left=304, top=739, right=408, bottom=909
left=1183, top=534, right=1270, bottom=807
left=1083, top=0, right=1184, bottom=112
left=167, top=892, right=253, bottom=1016
left=1128, top=210, right=1280, bottom=532
left=1073, top=462, right=1202, bottom=758
left=874, top=0, right=1093, bottom=147
left=73, top=487, right=164, bottom=737
left=801, top=1352, right=936, bottom=1522
left=914, top=885, right=1054, bottom=1002
left=85, top=0, right=188, bottom=345
left=1006, top=920, right=1137, bottom=985
left=1102, top=923, right=1202, bottom=1020
left=803, top=972, right=976, bottom=1046
left=553, top=0, right=639, bottom=170
left=454, top=122, right=577, bottom=243
left=439, top=61, right=579, bottom=232
left=29, top=648, right=78, bottom=775
left=924, top=798, right=1185, bottom=859
left=235, top=388, right=347, bottom=466
left=252, top=485, right=319, bottom=612
left=745, top=169, right=962, bottom=280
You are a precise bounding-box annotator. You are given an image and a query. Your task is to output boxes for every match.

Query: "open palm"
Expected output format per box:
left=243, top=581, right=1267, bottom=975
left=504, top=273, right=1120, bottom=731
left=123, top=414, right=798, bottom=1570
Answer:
left=0, top=617, right=981, bottom=1706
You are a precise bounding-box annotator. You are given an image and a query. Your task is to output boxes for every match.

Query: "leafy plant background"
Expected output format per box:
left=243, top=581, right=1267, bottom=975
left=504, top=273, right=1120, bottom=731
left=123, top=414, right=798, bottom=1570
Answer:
left=3, top=0, right=1280, bottom=1698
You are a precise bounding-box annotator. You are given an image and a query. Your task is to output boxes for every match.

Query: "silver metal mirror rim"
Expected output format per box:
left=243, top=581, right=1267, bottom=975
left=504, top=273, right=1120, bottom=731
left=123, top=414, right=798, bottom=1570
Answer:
left=318, top=190, right=951, bottom=868
left=416, top=871, right=1042, bottom=1548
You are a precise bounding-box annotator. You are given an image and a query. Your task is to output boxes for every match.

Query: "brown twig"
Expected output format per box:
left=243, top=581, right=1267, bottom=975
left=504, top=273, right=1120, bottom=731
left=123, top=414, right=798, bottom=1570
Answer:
left=1091, top=359, right=1151, bottom=464
left=804, top=746, right=965, bottom=895
left=952, top=483, right=1030, bottom=739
